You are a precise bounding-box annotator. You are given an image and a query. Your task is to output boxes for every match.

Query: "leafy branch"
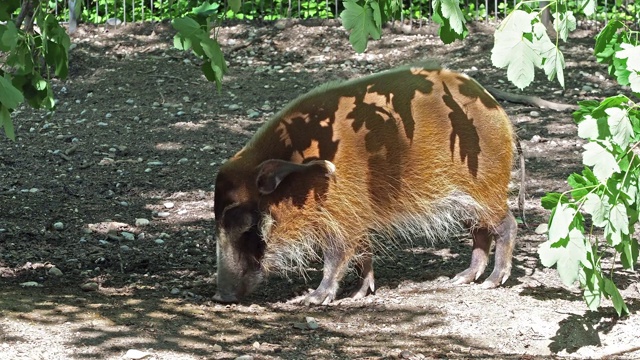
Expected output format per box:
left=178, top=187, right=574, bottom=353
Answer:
left=171, top=0, right=236, bottom=91
left=1, top=0, right=70, bottom=140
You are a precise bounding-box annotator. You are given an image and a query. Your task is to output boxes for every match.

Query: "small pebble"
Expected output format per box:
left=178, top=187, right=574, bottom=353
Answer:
left=170, top=288, right=181, bottom=295
left=177, top=158, right=189, bottom=165
left=306, top=316, right=319, bottom=330
left=20, top=281, right=43, bottom=287
left=147, top=161, right=164, bottom=166
left=212, top=344, right=222, bottom=352
left=228, top=104, right=240, bottom=111
left=48, top=267, right=63, bottom=277
left=534, top=223, right=549, bottom=234
left=154, top=239, right=165, bottom=245
left=529, top=111, right=540, bottom=117
left=123, top=349, right=151, bottom=360
left=53, top=222, right=64, bottom=230
left=157, top=212, right=171, bottom=218
left=235, top=355, right=254, bottom=360
left=121, top=232, right=135, bottom=241
left=80, top=282, right=99, bottom=292
left=135, top=218, right=150, bottom=226
left=120, top=245, right=131, bottom=252
left=163, top=202, right=175, bottom=209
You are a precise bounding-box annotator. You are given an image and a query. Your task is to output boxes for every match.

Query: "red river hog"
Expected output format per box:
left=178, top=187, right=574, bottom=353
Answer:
left=213, top=63, right=519, bottom=305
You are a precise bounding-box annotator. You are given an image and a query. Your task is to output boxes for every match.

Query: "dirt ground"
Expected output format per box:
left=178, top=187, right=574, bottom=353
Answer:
left=1, top=19, right=639, bottom=360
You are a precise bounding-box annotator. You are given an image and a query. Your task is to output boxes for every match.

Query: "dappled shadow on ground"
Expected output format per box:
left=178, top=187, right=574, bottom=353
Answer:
left=550, top=299, right=640, bottom=355
left=1, top=19, right=637, bottom=359
left=0, top=283, right=500, bottom=359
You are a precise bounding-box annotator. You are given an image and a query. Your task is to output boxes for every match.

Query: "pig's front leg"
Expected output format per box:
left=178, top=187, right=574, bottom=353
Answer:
left=291, top=246, right=349, bottom=305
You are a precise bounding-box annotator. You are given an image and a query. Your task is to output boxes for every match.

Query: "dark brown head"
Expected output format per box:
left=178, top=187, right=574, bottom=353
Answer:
left=213, top=158, right=336, bottom=303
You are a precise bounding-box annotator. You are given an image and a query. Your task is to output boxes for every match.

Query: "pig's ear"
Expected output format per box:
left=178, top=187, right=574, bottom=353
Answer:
left=255, top=159, right=336, bottom=195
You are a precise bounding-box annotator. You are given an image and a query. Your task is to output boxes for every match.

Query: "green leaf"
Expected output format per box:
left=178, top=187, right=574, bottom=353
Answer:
left=543, top=47, right=565, bottom=88
left=609, top=203, right=630, bottom=236
left=548, top=203, right=576, bottom=244
left=603, top=277, right=629, bottom=316
left=0, top=104, right=15, bottom=140
left=541, top=192, right=568, bottom=210
left=539, top=229, right=589, bottom=286
left=591, top=95, right=630, bottom=118
left=577, top=115, right=599, bottom=139
left=553, top=11, right=576, bottom=42
left=605, top=107, right=633, bottom=148
left=584, top=286, right=602, bottom=310
left=228, top=0, right=241, bottom=13
left=618, top=238, right=638, bottom=271
left=200, top=37, right=224, bottom=64
left=370, top=0, right=382, bottom=29
left=201, top=61, right=224, bottom=92
left=595, top=20, right=624, bottom=55
left=583, top=193, right=609, bottom=227
left=582, top=268, right=602, bottom=311
left=340, top=0, right=381, bottom=53
left=432, top=10, right=467, bottom=44
left=492, top=31, right=539, bottom=89
left=439, top=0, right=466, bottom=35
left=567, top=173, right=590, bottom=200
left=173, top=34, right=192, bottom=51
left=578, top=0, right=596, bottom=16
left=557, top=229, right=589, bottom=286
left=44, top=41, right=69, bottom=79
left=628, top=72, right=640, bottom=93
left=582, top=141, right=620, bottom=183
left=498, top=9, right=536, bottom=34
left=0, top=22, right=19, bottom=51
left=615, top=43, right=640, bottom=72
left=172, top=17, right=204, bottom=38
left=0, top=0, right=20, bottom=21
left=192, top=1, right=220, bottom=16
left=538, top=238, right=562, bottom=267
left=0, top=75, right=24, bottom=109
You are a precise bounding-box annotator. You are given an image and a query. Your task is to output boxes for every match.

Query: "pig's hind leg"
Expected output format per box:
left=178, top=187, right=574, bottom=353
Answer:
left=481, top=210, right=517, bottom=288
left=452, top=211, right=516, bottom=287
left=349, top=252, right=375, bottom=299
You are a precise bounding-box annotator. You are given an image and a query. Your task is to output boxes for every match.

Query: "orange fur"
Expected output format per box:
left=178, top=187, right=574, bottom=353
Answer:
left=213, top=64, right=517, bottom=303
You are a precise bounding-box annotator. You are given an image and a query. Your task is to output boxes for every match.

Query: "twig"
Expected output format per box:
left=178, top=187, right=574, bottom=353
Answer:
left=486, top=86, right=579, bottom=112
left=15, top=0, right=33, bottom=30
left=600, top=345, right=640, bottom=359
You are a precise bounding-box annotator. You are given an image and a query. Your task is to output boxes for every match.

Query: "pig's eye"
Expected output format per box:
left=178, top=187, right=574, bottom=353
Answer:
left=237, top=224, right=265, bottom=264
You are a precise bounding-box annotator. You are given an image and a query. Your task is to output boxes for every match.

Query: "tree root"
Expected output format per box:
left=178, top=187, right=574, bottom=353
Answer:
left=486, top=86, right=578, bottom=112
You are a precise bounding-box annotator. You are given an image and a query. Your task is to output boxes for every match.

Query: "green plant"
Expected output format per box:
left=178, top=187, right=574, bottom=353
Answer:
left=0, top=0, right=70, bottom=140
left=539, top=19, right=640, bottom=316
left=171, top=1, right=235, bottom=91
